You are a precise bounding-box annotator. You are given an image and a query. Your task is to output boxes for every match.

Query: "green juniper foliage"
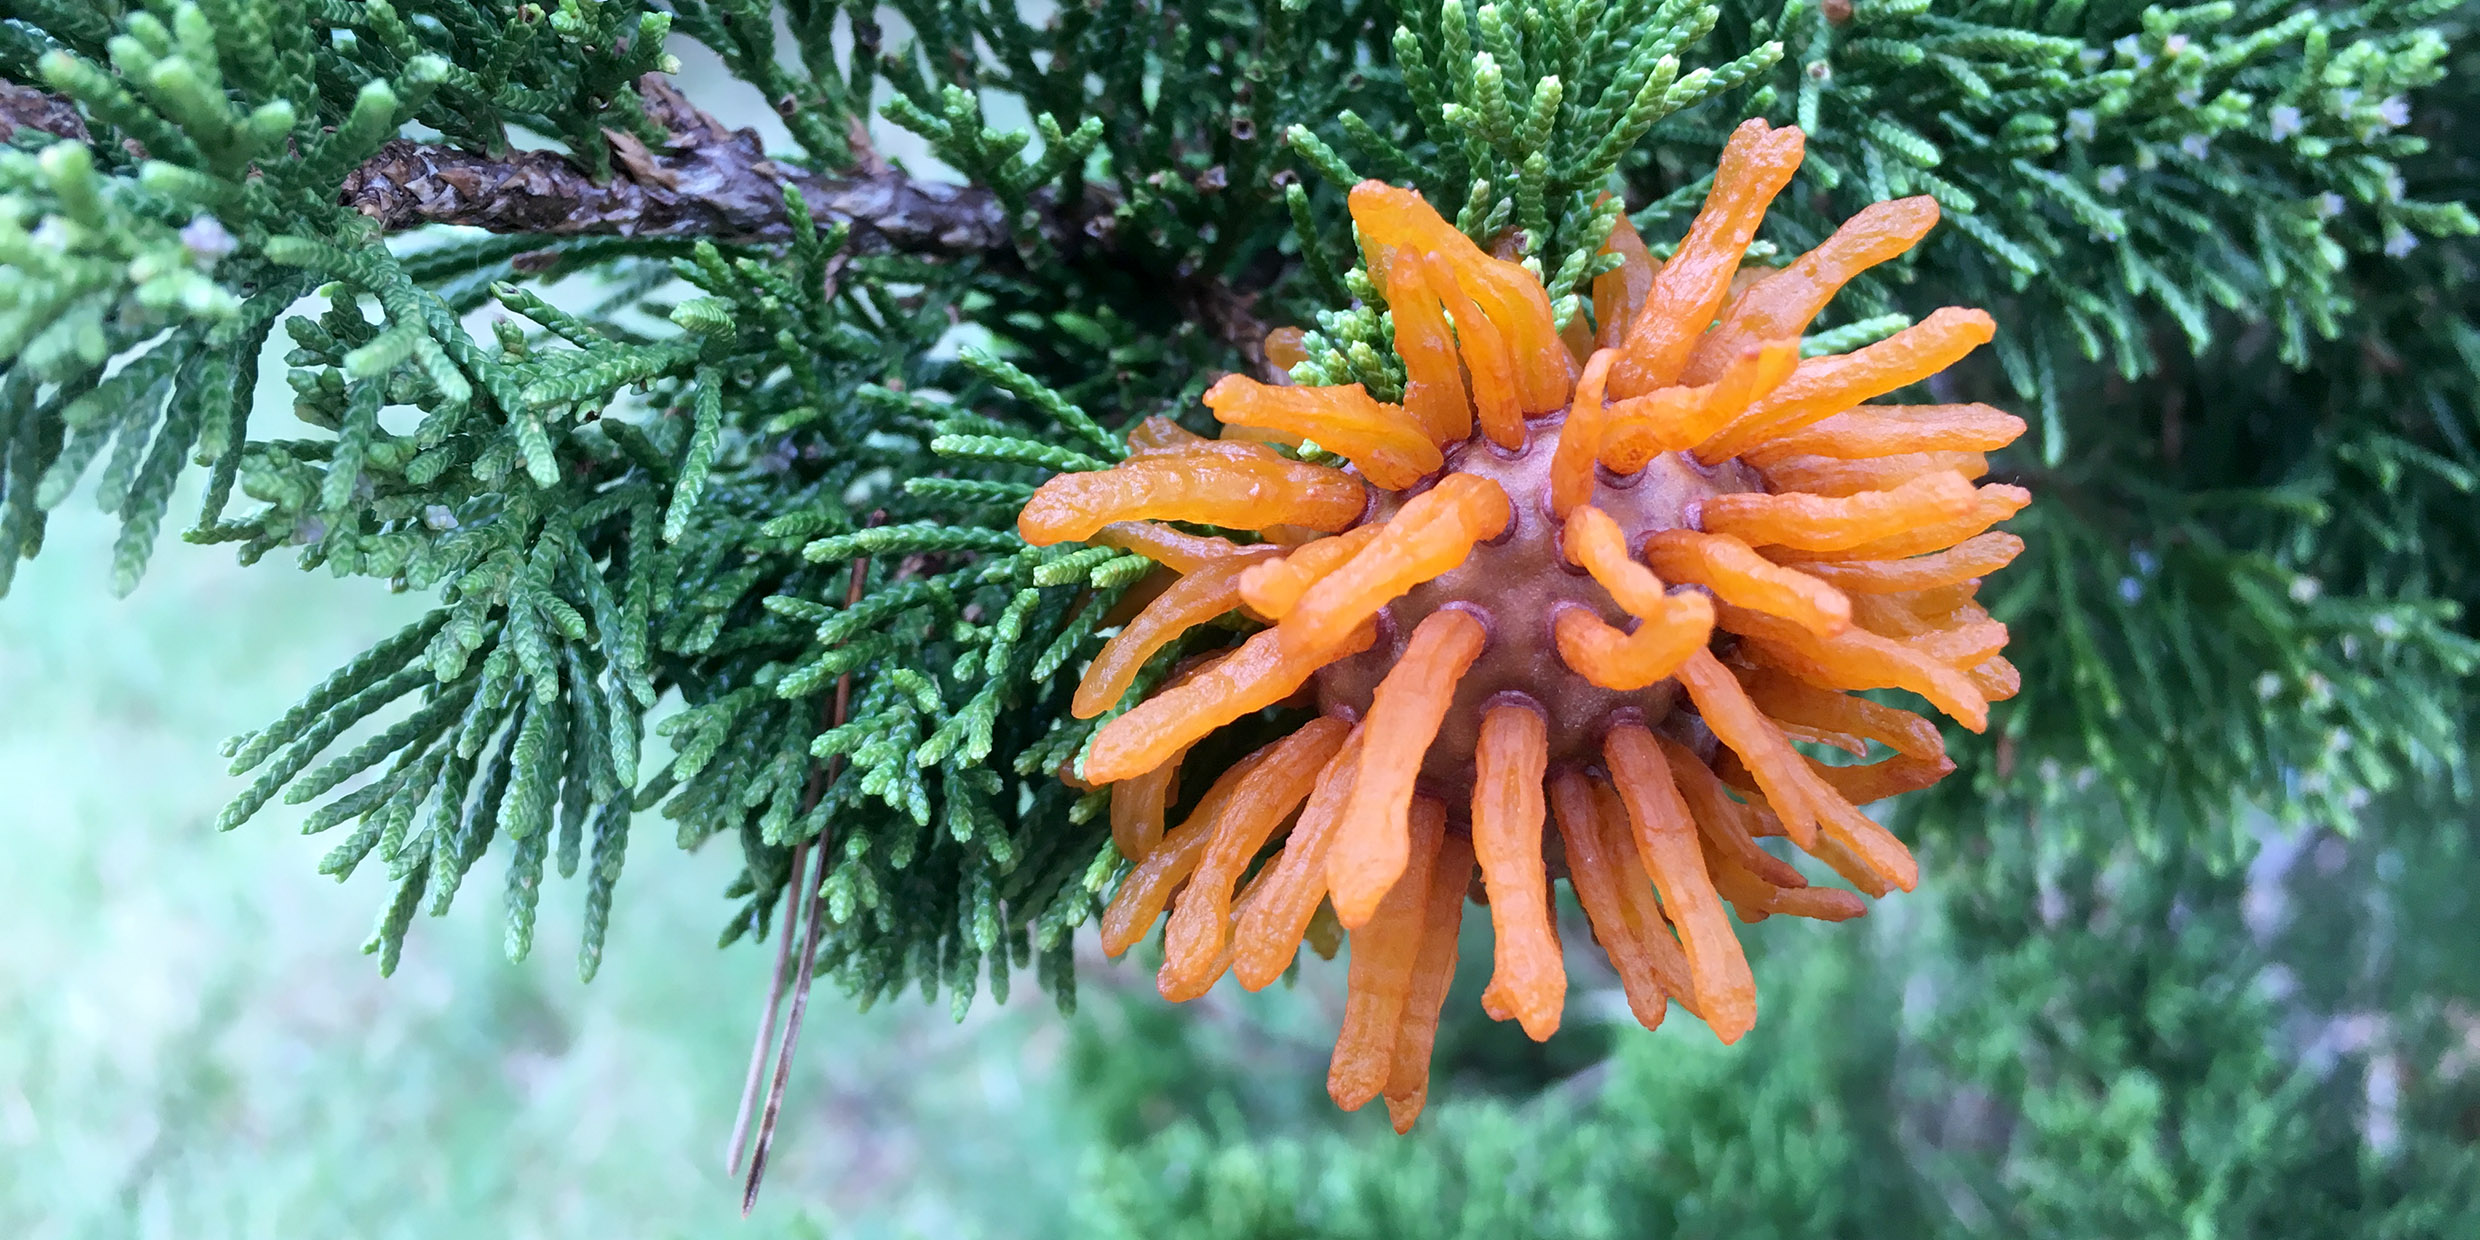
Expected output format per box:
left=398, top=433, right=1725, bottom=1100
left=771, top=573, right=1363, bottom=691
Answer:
left=3, top=0, right=2478, bottom=1227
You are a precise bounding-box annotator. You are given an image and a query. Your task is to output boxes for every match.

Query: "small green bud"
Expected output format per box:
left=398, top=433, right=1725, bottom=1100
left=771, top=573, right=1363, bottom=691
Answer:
left=172, top=5, right=222, bottom=91
left=147, top=58, right=238, bottom=151
left=39, top=141, right=102, bottom=228
left=668, top=297, right=739, bottom=336
left=138, top=160, right=239, bottom=207
left=400, top=54, right=451, bottom=90
left=107, top=34, right=163, bottom=82
left=242, top=101, right=298, bottom=154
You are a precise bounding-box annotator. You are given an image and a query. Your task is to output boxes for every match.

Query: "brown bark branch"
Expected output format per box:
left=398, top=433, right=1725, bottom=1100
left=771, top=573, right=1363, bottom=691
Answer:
left=339, top=76, right=1041, bottom=255
left=0, top=79, right=89, bottom=143
left=4, top=72, right=1279, bottom=376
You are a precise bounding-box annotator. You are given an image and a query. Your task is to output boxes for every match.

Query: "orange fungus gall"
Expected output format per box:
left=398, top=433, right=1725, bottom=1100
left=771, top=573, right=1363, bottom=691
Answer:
left=1016, top=120, right=2030, bottom=1129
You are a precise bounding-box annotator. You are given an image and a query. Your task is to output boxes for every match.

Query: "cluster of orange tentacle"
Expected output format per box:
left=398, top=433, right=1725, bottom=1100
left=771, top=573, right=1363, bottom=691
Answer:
left=1016, top=119, right=2030, bottom=1131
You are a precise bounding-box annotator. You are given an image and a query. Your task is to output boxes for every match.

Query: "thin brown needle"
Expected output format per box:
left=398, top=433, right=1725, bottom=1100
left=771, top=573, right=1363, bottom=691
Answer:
left=723, top=837, right=806, bottom=1175
left=739, top=519, right=877, bottom=1214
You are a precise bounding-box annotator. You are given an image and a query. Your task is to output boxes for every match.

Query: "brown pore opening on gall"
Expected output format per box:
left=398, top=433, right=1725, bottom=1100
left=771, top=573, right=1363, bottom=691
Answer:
left=1314, top=413, right=1761, bottom=805
left=1011, top=118, right=2034, bottom=1132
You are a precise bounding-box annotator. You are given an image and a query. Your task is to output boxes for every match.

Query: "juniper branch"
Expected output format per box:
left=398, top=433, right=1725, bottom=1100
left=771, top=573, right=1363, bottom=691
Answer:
left=337, top=76, right=1053, bottom=256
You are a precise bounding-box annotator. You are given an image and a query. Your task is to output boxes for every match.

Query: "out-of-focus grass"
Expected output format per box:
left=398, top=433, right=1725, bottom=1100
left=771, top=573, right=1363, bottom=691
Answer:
left=0, top=501, right=1113, bottom=1239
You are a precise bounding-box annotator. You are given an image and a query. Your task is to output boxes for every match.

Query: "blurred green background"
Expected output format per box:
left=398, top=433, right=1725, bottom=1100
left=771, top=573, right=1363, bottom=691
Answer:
left=0, top=495, right=1103, bottom=1238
